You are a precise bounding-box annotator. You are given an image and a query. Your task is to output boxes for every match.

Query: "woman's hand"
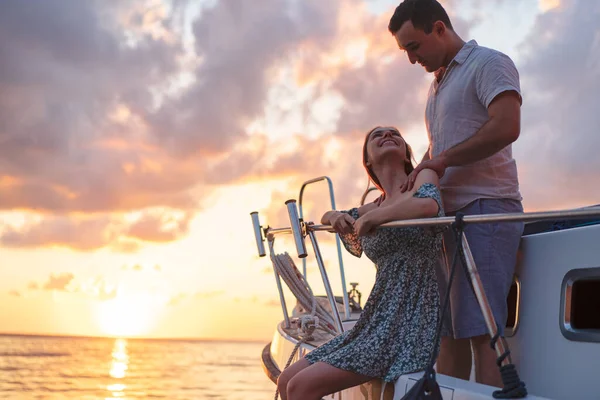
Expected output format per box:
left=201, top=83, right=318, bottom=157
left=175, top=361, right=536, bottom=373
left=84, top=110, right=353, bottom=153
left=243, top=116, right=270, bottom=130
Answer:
left=354, top=212, right=379, bottom=237
left=330, top=212, right=356, bottom=235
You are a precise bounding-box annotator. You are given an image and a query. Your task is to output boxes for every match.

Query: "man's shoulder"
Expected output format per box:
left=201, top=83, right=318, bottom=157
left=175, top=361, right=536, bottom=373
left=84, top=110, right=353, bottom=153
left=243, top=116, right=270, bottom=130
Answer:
left=470, top=43, right=516, bottom=65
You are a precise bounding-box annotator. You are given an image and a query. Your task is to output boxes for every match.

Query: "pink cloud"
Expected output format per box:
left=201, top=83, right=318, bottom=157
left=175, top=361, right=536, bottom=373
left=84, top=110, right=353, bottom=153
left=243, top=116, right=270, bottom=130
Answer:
left=0, top=209, right=193, bottom=251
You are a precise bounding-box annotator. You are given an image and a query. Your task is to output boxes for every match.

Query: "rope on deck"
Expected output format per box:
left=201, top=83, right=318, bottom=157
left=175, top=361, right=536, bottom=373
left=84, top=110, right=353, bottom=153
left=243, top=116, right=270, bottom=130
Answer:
left=271, top=252, right=337, bottom=400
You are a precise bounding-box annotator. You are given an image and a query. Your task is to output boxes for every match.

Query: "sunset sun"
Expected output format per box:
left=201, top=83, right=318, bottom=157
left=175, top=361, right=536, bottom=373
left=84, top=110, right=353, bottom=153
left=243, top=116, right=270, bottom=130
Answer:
left=95, top=293, right=165, bottom=337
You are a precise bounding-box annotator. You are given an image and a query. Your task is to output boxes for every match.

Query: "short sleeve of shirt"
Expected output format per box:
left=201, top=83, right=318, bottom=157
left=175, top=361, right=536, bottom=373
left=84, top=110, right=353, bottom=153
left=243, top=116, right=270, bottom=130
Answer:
left=476, top=52, right=522, bottom=108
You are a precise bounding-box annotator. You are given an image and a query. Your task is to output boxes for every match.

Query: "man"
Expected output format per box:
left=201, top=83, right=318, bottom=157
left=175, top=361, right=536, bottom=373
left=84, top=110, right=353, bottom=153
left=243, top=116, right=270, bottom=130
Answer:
left=387, top=0, right=524, bottom=388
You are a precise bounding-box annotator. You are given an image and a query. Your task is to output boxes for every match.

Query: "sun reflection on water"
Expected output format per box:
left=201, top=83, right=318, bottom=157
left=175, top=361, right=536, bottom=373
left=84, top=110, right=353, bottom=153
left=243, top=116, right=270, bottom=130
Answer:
left=107, top=338, right=129, bottom=399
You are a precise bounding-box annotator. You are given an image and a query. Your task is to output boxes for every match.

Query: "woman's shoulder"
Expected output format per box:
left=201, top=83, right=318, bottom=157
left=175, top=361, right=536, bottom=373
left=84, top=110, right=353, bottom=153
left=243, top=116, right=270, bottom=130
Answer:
left=356, top=200, right=379, bottom=217
left=412, top=168, right=440, bottom=189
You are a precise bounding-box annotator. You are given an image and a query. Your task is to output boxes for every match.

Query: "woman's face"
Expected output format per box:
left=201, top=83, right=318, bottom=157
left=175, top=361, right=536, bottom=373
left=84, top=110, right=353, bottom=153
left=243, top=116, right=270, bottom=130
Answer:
left=366, top=127, right=407, bottom=165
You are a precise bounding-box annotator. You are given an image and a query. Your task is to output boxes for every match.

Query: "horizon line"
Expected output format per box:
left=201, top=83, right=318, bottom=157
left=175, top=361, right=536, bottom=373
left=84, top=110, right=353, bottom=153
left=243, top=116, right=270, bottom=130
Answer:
left=0, top=331, right=267, bottom=344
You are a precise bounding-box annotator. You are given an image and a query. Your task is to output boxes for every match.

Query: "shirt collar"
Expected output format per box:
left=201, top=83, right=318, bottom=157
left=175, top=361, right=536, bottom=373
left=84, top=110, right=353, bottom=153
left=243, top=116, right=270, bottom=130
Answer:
left=452, top=39, right=478, bottom=65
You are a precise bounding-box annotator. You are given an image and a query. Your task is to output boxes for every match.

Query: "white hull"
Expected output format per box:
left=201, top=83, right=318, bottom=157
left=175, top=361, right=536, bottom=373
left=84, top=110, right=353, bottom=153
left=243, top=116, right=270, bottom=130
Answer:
left=268, top=320, right=552, bottom=400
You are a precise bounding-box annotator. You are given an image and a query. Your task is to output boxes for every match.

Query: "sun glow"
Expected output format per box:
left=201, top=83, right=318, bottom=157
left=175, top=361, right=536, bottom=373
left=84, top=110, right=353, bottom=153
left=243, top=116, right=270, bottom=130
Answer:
left=96, top=292, right=165, bottom=337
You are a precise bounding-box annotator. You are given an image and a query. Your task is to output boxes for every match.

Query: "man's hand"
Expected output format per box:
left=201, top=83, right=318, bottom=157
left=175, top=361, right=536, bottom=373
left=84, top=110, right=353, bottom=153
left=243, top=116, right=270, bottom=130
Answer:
left=400, top=156, right=447, bottom=192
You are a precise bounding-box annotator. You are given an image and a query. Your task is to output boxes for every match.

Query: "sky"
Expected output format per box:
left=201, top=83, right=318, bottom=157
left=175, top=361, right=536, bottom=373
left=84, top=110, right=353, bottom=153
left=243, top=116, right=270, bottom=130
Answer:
left=0, top=0, right=598, bottom=341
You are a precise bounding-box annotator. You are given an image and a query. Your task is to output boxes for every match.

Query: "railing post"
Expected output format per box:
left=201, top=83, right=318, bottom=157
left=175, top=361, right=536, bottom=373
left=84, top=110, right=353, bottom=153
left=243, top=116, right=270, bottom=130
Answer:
left=298, top=176, right=351, bottom=320
left=250, top=212, right=266, bottom=257
left=285, top=200, right=308, bottom=258
left=308, top=230, right=344, bottom=333
left=268, top=238, right=291, bottom=329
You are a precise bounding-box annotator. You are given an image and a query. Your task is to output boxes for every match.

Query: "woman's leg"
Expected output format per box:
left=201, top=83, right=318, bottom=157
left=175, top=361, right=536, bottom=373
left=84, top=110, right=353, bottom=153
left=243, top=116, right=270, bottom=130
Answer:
left=277, top=358, right=311, bottom=400
left=287, top=361, right=373, bottom=400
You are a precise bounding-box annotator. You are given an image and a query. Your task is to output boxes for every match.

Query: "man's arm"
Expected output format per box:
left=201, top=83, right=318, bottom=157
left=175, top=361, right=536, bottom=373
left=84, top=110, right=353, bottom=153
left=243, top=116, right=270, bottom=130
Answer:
left=400, top=93, right=520, bottom=192
left=421, top=147, right=431, bottom=163
left=438, top=90, right=521, bottom=167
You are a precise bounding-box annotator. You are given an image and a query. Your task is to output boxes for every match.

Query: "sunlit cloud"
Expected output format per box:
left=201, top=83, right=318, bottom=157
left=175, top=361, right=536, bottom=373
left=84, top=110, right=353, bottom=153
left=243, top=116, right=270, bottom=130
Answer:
left=0, top=209, right=194, bottom=252
left=194, top=290, right=225, bottom=300
left=43, top=273, right=76, bottom=291
left=78, top=276, right=119, bottom=301
left=539, top=0, right=561, bottom=12
left=264, top=299, right=281, bottom=308
left=126, top=210, right=192, bottom=242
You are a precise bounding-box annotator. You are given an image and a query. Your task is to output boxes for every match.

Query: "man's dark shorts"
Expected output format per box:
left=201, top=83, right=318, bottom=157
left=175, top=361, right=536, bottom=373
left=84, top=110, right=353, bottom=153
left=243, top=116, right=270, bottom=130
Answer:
left=436, top=198, right=524, bottom=339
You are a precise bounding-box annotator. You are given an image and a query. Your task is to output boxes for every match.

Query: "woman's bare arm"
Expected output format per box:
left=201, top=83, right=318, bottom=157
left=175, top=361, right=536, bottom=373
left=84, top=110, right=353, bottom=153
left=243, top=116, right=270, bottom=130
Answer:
left=354, top=170, right=440, bottom=236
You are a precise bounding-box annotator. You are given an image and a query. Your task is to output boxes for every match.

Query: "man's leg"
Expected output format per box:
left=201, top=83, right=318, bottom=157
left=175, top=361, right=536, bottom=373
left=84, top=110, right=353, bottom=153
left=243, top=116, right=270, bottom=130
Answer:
left=434, top=237, right=472, bottom=380
left=469, top=199, right=523, bottom=387
left=436, top=336, right=472, bottom=380
left=472, top=334, right=502, bottom=386
left=439, top=199, right=523, bottom=387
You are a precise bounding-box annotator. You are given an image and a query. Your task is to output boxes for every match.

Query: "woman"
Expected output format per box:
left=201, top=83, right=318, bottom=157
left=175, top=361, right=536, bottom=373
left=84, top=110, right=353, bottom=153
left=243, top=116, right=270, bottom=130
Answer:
left=276, top=126, right=445, bottom=400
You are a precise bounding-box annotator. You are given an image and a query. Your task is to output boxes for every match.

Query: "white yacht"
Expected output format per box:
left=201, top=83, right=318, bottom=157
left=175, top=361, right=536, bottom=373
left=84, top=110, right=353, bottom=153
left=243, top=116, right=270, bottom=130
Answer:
left=250, top=176, right=600, bottom=400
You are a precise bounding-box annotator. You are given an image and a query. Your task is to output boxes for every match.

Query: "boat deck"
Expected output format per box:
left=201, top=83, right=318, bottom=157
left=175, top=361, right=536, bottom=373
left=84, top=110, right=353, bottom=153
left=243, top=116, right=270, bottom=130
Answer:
left=282, top=314, right=361, bottom=348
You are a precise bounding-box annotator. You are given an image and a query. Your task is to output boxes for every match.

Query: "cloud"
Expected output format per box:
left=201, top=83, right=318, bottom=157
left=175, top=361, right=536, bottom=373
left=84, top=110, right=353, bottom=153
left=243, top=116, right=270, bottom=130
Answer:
left=146, top=0, right=342, bottom=158
left=194, top=290, right=225, bottom=300
left=515, top=0, right=600, bottom=210
left=184, top=0, right=476, bottom=190
left=166, top=289, right=225, bottom=306
left=0, top=209, right=192, bottom=251
left=0, top=0, right=448, bottom=215
left=0, top=216, right=114, bottom=251
left=264, top=299, right=281, bottom=308
left=110, top=239, right=143, bottom=254
left=0, top=0, right=407, bottom=252
left=20, top=272, right=124, bottom=302
left=8, top=0, right=591, bottom=258
left=43, top=273, right=75, bottom=291
left=0, top=0, right=199, bottom=215
left=538, top=0, right=561, bottom=12
left=126, top=211, right=192, bottom=242
left=90, top=277, right=119, bottom=301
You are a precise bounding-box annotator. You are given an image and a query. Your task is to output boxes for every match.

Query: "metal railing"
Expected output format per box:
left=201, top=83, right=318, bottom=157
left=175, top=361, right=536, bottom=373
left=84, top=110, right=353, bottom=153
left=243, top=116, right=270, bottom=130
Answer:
left=251, top=200, right=600, bottom=365
left=298, top=177, right=351, bottom=320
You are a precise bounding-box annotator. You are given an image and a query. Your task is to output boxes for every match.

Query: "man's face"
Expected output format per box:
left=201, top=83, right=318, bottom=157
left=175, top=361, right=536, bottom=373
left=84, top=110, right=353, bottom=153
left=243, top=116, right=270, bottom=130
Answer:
left=393, top=20, right=445, bottom=73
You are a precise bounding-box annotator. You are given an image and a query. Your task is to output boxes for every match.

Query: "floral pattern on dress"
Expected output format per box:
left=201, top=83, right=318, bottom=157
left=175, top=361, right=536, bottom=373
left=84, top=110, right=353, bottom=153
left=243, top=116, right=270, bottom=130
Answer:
left=305, top=183, right=445, bottom=382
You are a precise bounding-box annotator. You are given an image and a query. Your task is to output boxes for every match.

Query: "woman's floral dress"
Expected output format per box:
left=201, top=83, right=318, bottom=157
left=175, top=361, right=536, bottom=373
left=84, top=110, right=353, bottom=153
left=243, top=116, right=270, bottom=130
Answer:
left=304, top=183, right=445, bottom=382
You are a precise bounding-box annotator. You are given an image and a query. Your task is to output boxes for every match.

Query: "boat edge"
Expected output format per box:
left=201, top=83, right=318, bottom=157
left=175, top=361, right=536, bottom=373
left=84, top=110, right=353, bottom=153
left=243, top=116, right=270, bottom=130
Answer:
left=261, top=341, right=280, bottom=384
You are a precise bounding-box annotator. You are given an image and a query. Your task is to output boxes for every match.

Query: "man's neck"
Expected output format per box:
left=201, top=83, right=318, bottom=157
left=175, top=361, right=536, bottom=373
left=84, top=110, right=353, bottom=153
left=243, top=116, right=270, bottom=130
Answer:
left=434, top=67, right=446, bottom=83
left=434, top=36, right=466, bottom=83
left=442, top=35, right=466, bottom=68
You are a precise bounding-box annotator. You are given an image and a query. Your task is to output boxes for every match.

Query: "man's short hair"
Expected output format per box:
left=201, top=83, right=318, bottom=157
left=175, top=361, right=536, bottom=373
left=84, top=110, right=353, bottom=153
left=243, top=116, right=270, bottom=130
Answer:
left=388, top=0, right=453, bottom=35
